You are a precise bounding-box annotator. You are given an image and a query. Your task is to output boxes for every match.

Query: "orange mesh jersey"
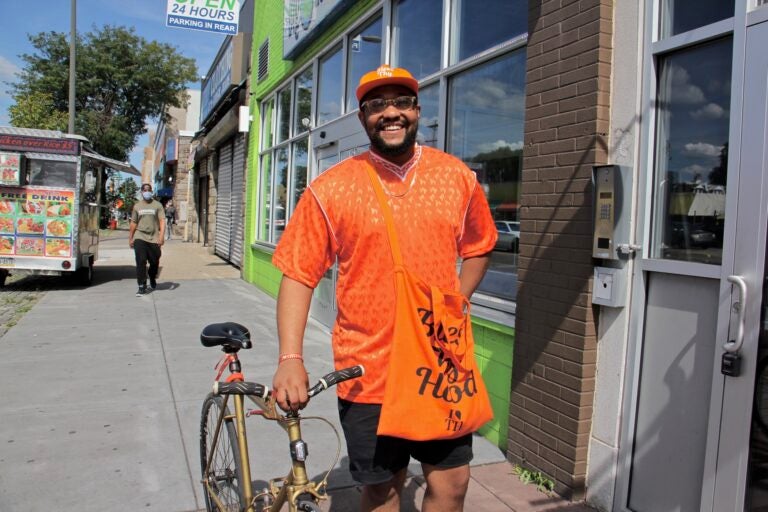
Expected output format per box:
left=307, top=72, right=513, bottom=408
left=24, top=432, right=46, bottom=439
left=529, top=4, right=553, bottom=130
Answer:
left=272, top=145, right=497, bottom=403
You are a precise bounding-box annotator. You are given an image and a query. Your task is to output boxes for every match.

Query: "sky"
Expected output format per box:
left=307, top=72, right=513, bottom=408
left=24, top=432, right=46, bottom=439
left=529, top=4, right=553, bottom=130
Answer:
left=0, top=0, right=228, bottom=175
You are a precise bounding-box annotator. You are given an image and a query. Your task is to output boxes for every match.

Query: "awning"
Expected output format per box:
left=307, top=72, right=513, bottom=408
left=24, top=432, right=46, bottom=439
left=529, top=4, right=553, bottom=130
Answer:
left=81, top=151, right=141, bottom=176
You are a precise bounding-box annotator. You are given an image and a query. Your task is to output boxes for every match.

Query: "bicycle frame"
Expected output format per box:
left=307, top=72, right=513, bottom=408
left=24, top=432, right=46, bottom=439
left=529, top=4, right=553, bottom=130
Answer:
left=202, top=352, right=329, bottom=512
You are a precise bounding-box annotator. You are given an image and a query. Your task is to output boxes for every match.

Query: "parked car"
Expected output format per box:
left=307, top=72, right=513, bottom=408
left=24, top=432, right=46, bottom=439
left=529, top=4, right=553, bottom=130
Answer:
left=670, top=221, right=716, bottom=248
left=494, top=220, right=520, bottom=252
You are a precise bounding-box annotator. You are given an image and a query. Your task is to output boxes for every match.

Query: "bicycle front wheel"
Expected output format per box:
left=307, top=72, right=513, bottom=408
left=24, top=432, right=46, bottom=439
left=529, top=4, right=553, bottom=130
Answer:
left=200, top=393, right=246, bottom=511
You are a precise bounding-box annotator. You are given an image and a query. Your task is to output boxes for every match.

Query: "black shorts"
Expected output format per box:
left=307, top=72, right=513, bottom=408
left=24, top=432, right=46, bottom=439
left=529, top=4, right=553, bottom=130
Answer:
left=338, top=399, right=473, bottom=485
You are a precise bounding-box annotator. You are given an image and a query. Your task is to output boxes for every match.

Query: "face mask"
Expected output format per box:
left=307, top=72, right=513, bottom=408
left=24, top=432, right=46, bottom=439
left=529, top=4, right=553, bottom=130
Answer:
left=142, top=191, right=152, bottom=200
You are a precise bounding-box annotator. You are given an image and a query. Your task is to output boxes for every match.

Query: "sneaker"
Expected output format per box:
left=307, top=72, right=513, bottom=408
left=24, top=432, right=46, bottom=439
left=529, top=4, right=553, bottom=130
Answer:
left=136, top=285, right=148, bottom=297
left=149, top=276, right=157, bottom=290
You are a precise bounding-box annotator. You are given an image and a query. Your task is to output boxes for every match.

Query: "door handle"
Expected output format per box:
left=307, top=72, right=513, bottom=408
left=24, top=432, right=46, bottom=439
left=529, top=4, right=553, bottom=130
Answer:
left=724, top=275, right=747, bottom=353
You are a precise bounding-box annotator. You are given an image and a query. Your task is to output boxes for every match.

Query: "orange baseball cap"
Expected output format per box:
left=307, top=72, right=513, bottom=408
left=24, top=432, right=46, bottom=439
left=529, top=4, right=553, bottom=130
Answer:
left=356, top=65, right=419, bottom=102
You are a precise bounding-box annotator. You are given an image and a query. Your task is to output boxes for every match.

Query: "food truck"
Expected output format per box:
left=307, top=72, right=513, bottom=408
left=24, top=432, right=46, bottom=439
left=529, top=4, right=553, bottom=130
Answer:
left=0, top=127, right=140, bottom=286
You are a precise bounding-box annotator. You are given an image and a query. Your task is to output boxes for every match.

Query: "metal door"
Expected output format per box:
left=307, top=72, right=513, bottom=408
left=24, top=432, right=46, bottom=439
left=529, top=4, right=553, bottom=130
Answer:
left=618, top=14, right=768, bottom=512
left=710, top=16, right=768, bottom=512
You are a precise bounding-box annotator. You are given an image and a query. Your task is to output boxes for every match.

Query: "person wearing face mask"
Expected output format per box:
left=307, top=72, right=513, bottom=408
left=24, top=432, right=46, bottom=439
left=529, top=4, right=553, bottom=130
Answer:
left=129, top=183, right=165, bottom=296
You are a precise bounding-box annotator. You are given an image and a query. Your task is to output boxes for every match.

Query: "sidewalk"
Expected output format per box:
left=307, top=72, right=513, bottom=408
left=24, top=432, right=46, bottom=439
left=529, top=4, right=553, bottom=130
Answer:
left=0, top=230, right=593, bottom=512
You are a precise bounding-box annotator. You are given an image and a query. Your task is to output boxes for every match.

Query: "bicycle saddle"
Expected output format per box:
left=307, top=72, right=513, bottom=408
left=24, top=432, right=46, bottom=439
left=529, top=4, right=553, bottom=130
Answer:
left=200, top=322, right=252, bottom=350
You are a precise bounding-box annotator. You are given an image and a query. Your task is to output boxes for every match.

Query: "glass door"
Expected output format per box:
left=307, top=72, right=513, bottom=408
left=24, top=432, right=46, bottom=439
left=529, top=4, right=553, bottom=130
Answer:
left=718, top=18, right=768, bottom=512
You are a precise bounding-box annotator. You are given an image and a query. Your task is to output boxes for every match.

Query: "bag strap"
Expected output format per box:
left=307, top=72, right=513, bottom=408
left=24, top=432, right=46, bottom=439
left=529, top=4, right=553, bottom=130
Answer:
left=364, top=162, right=403, bottom=266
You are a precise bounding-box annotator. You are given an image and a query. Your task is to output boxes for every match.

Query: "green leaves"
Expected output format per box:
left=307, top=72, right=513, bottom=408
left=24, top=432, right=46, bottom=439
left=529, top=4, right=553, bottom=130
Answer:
left=8, top=91, right=68, bottom=132
left=9, top=25, right=197, bottom=161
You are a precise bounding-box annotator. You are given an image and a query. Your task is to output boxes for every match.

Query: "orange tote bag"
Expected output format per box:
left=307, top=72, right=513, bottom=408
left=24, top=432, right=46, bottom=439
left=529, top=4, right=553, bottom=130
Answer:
left=365, top=165, right=493, bottom=441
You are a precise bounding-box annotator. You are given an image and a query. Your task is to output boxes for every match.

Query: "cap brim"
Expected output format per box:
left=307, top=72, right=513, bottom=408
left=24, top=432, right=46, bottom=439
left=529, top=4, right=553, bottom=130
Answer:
left=356, top=76, right=419, bottom=102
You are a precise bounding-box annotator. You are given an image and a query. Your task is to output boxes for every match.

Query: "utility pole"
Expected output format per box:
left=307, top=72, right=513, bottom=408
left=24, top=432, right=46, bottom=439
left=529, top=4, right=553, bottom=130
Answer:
left=68, top=0, right=76, bottom=134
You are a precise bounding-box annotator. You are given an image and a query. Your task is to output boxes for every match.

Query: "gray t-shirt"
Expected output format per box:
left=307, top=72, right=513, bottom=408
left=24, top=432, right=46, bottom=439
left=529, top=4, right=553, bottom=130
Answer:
left=131, top=200, right=164, bottom=243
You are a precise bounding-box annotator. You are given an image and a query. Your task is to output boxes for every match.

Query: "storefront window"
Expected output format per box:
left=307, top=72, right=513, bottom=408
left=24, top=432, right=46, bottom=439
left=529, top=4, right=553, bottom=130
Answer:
left=273, top=147, right=288, bottom=243
left=261, top=99, right=274, bottom=148
left=346, top=16, right=383, bottom=111
left=451, top=0, right=527, bottom=64
left=317, top=46, right=343, bottom=126
left=416, top=83, right=439, bottom=148
left=291, top=138, right=309, bottom=215
left=393, top=0, right=442, bottom=79
left=660, top=0, right=734, bottom=37
left=258, top=152, right=271, bottom=242
left=652, top=38, right=732, bottom=265
left=448, top=51, right=526, bottom=301
left=294, top=67, right=313, bottom=135
left=277, top=86, right=291, bottom=143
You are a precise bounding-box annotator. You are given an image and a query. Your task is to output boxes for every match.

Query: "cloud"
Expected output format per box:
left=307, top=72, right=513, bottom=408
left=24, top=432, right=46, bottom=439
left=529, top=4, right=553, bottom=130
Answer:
left=683, top=142, right=723, bottom=157
left=679, top=163, right=709, bottom=176
left=454, top=77, right=525, bottom=115
left=476, top=140, right=524, bottom=153
left=690, top=102, right=726, bottom=120
left=668, top=65, right=705, bottom=104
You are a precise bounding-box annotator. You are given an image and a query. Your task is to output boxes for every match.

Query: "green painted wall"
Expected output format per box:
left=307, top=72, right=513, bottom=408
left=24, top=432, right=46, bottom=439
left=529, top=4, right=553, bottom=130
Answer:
left=244, top=0, right=378, bottom=293
left=242, top=0, right=514, bottom=451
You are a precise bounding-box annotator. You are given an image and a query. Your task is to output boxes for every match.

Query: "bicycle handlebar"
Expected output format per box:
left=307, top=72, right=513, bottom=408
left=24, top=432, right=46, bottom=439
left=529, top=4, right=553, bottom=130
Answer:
left=308, top=365, right=365, bottom=397
left=213, top=365, right=365, bottom=399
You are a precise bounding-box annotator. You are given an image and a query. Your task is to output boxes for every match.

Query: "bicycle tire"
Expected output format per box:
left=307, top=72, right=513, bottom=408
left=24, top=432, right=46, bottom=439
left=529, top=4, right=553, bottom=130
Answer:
left=200, top=393, right=246, bottom=512
left=297, top=500, right=322, bottom=512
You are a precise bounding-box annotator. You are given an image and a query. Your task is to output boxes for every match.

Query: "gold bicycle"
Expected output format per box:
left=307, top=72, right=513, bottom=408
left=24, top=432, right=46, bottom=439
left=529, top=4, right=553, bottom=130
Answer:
left=199, top=322, right=364, bottom=512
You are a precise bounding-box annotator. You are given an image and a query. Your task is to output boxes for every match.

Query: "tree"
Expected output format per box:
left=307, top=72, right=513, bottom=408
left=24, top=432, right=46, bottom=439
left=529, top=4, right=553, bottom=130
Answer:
left=8, top=91, right=68, bottom=131
left=9, top=26, right=197, bottom=161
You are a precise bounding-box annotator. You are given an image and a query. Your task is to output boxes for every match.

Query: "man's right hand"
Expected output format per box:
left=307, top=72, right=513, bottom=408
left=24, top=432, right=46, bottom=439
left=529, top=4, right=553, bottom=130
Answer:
left=272, top=359, right=309, bottom=412
left=129, top=238, right=134, bottom=248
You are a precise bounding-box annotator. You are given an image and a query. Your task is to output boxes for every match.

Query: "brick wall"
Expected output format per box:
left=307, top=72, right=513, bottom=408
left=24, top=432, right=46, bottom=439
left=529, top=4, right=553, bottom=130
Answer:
left=508, top=0, right=612, bottom=499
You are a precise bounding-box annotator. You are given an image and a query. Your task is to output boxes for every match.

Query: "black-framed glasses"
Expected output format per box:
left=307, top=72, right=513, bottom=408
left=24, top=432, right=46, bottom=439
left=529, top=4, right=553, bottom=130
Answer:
left=361, top=96, right=417, bottom=115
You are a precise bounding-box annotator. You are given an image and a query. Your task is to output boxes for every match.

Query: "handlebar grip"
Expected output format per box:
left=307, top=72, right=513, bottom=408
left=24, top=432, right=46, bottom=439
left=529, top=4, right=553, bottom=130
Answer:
left=214, top=381, right=269, bottom=398
left=308, top=365, right=365, bottom=397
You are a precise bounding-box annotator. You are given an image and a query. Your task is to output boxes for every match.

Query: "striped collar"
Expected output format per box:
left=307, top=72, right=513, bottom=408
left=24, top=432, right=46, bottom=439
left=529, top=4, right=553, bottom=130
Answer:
left=368, top=144, right=422, bottom=181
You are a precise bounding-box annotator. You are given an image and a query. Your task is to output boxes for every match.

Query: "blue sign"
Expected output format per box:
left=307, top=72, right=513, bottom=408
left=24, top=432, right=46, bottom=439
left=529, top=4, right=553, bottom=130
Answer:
left=201, top=39, right=234, bottom=123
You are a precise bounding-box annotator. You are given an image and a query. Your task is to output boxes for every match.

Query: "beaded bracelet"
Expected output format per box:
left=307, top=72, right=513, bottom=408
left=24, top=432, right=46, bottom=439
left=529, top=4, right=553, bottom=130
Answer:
left=278, top=353, right=303, bottom=364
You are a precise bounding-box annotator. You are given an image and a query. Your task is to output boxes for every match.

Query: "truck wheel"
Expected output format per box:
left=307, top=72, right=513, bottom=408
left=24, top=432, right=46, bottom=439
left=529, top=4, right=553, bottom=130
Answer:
left=77, top=261, right=93, bottom=286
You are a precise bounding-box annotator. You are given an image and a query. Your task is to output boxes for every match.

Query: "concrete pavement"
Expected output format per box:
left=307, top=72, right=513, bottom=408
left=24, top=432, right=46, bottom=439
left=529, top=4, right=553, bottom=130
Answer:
left=0, top=229, right=594, bottom=511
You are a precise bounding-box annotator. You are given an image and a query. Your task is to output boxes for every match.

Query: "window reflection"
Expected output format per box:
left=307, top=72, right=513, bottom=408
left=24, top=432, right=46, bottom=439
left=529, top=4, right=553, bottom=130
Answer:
left=273, top=148, right=288, bottom=243
left=277, top=87, right=291, bottom=143
left=262, top=99, right=274, bottom=148
left=317, top=47, right=342, bottom=126
left=258, top=152, right=271, bottom=242
left=291, top=139, right=309, bottom=215
left=346, top=16, right=383, bottom=111
left=448, top=51, right=526, bottom=300
left=394, top=0, right=442, bottom=79
left=660, top=0, right=734, bottom=38
left=416, top=84, right=439, bottom=148
left=653, top=38, right=732, bottom=265
left=294, top=68, right=313, bottom=135
left=452, top=0, right=527, bottom=63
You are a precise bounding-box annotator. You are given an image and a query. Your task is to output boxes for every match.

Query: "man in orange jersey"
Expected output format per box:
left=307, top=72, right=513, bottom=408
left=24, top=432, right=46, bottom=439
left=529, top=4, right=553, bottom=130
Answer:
left=272, top=65, right=497, bottom=512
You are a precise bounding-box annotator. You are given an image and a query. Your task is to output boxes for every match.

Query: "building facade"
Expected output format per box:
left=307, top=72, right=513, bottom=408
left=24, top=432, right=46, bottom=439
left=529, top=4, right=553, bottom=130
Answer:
left=143, top=90, right=201, bottom=240
left=237, top=1, right=768, bottom=510
left=191, top=0, right=254, bottom=265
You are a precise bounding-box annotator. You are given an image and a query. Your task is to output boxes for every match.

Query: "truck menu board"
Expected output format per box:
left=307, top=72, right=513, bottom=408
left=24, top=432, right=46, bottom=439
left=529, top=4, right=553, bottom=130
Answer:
left=0, top=187, right=74, bottom=258
left=0, top=152, right=22, bottom=186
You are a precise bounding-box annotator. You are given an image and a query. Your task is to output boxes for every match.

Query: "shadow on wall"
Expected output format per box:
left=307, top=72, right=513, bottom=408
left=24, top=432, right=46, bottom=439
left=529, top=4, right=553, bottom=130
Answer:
left=509, top=1, right=612, bottom=493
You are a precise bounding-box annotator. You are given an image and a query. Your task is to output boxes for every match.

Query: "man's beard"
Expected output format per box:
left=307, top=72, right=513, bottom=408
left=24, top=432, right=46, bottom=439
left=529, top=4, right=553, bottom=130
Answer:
left=369, top=121, right=418, bottom=157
